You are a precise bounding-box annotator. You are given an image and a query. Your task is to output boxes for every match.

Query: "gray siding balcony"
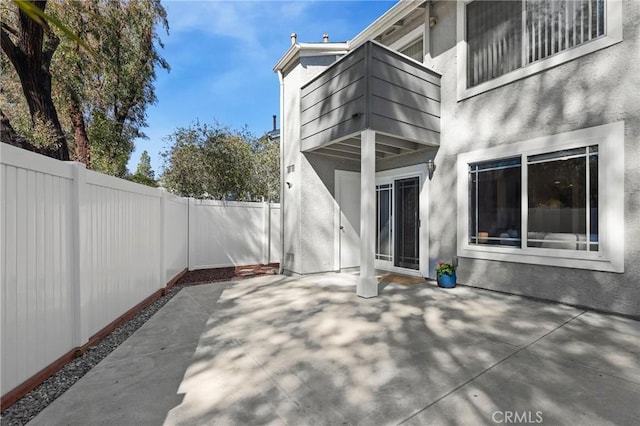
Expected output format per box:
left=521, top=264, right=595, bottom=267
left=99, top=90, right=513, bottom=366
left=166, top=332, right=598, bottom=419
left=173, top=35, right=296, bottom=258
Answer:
left=300, top=40, right=441, bottom=160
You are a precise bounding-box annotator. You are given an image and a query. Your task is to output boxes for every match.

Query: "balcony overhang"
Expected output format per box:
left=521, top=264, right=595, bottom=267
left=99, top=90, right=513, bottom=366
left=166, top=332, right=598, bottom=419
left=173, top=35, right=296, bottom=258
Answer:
left=300, top=40, right=441, bottom=161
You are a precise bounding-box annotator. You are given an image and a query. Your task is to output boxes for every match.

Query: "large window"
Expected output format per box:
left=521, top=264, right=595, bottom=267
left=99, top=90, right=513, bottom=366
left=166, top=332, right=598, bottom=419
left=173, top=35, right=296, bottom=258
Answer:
left=457, top=122, right=624, bottom=272
left=467, top=0, right=605, bottom=87
left=469, top=148, right=598, bottom=251
left=457, top=0, right=622, bottom=98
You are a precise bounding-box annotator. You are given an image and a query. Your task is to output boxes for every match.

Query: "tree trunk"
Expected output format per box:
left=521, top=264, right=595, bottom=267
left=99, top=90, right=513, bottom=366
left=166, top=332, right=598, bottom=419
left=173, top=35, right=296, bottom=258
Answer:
left=68, top=97, right=90, bottom=166
left=17, top=61, right=70, bottom=160
left=0, top=0, right=70, bottom=160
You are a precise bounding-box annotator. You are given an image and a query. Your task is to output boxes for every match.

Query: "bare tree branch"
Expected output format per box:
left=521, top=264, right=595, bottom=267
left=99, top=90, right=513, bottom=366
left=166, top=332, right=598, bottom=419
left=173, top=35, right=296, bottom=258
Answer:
left=1, top=21, right=19, bottom=37
left=1, top=22, right=22, bottom=66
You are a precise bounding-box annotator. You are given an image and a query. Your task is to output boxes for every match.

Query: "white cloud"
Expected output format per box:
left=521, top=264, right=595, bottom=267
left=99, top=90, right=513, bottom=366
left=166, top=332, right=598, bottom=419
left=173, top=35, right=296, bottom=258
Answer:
left=166, top=1, right=315, bottom=47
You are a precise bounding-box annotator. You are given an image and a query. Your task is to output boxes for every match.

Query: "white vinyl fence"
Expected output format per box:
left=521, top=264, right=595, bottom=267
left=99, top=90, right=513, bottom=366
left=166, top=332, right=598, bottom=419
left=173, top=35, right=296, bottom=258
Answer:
left=189, top=199, right=280, bottom=269
left=0, top=143, right=280, bottom=399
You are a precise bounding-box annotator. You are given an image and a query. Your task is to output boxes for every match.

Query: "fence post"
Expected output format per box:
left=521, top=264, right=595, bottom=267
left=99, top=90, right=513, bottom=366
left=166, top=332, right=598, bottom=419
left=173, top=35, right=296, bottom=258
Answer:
left=188, top=198, right=195, bottom=271
left=262, top=201, right=270, bottom=265
left=69, top=162, right=90, bottom=347
left=159, top=188, right=167, bottom=287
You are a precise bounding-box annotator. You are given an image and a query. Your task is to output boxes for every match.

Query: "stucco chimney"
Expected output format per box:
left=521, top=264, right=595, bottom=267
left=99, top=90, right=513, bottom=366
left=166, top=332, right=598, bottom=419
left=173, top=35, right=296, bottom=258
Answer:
left=290, top=33, right=297, bottom=45
left=323, top=33, right=329, bottom=43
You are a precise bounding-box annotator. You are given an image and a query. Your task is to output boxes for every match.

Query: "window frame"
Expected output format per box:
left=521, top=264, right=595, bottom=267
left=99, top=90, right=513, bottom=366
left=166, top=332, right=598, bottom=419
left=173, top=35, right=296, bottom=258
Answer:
left=456, top=122, right=624, bottom=272
left=399, top=37, right=425, bottom=62
left=456, top=0, right=623, bottom=100
left=390, top=26, right=425, bottom=63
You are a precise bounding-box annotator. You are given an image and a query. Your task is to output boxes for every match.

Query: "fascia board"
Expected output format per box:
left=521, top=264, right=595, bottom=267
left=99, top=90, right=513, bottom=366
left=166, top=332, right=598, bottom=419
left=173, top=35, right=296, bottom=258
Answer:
left=273, top=43, right=350, bottom=72
left=349, top=0, right=421, bottom=48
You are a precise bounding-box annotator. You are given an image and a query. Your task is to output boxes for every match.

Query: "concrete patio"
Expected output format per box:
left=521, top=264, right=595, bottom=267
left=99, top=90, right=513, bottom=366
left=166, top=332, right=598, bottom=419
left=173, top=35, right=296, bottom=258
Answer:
left=30, top=274, right=640, bottom=425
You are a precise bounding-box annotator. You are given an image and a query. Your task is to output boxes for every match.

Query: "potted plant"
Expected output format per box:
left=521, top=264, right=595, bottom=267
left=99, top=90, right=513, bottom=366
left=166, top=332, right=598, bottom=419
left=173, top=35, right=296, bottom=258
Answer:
left=436, top=261, right=457, bottom=288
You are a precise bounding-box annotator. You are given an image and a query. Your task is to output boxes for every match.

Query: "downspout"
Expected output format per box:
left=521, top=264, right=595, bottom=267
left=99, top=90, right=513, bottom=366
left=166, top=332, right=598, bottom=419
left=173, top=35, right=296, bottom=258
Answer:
left=277, top=69, right=285, bottom=274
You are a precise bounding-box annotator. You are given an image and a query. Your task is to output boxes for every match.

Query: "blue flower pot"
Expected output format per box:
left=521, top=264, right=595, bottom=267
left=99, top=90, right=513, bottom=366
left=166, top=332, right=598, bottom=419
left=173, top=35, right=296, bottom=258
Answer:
left=438, top=272, right=456, bottom=288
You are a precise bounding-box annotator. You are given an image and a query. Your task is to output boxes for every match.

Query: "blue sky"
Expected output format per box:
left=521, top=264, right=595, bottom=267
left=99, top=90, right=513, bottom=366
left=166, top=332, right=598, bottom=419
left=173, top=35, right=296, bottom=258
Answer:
left=130, top=0, right=397, bottom=174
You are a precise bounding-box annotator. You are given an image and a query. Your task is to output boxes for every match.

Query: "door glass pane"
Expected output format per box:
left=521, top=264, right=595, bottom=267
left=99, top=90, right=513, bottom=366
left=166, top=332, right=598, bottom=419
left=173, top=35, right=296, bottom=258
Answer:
left=395, top=177, right=419, bottom=270
left=376, top=184, right=392, bottom=261
left=469, top=158, right=521, bottom=246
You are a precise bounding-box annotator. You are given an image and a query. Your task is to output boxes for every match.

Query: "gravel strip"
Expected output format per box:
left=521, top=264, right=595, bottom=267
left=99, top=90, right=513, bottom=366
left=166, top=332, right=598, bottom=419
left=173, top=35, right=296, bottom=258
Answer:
left=0, top=284, right=185, bottom=426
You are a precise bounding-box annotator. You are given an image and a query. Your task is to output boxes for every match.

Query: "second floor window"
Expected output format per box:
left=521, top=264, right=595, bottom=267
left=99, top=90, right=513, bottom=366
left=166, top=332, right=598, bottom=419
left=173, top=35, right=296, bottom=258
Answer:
left=400, top=37, right=424, bottom=62
left=467, top=0, right=606, bottom=87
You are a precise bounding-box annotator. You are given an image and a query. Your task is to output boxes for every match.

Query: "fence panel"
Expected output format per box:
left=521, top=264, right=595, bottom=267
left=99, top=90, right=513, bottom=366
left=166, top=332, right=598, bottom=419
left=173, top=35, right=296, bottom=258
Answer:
left=165, top=193, right=188, bottom=282
left=83, top=171, right=162, bottom=339
left=1, top=144, right=76, bottom=397
left=269, top=204, right=281, bottom=264
left=189, top=200, right=264, bottom=269
left=1, top=144, right=281, bottom=400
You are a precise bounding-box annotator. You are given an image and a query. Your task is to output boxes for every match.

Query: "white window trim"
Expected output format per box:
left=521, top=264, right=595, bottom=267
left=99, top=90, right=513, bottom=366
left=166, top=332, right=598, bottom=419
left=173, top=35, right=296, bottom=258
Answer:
left=456, top=0, right=623, bottom=101
left=456, top=122, right=624, bottom=272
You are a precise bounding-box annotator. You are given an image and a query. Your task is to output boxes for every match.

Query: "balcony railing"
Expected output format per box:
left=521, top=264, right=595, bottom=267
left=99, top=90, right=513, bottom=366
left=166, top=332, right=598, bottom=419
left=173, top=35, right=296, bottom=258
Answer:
left=300, top=40, right=441, bottom=159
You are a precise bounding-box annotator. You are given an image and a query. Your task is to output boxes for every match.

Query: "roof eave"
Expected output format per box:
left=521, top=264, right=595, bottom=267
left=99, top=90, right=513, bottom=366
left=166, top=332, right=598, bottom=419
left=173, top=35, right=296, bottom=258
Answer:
left=273, top=42, right=350, bottom=73
left=349, top=0, right=422, bottom=48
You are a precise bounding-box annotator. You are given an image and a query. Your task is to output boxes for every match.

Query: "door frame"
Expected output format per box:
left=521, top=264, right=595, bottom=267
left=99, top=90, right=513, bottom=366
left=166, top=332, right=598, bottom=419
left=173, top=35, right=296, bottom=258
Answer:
left=334, top=165, right=430, bottom=277
left=375, top=164, right=429, bottom=277
left=334, top=170, right=360, bottom=271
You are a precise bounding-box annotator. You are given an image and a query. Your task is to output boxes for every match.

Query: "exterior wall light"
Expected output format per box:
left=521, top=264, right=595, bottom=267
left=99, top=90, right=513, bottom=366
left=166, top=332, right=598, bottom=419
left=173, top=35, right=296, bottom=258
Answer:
left=429, top=17, right=437, bottom=28
left=426, top=159, right=436, bottom=180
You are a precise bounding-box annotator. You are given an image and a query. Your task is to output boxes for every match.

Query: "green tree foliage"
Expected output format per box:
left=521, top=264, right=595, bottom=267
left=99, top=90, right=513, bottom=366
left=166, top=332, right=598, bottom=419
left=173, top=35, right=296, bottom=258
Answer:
left=128, top=150, right=156, bottom=187
left=251, top=135, right=280, bottom=202
left=161, top=121, right=280, bottom=201
left=161, top=122, right=251, bottom=200
left=51, top=0, right=169, bottom=175
left=135, top=150, right=155, bottom=180
left=87, top=109, right=131, bottom=177
left=1, top=0, right=169, bottom=176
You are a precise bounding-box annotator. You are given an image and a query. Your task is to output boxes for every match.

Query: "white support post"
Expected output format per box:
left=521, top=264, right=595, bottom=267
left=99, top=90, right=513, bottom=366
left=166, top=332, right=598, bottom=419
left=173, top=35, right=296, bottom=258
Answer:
left=358, top=130, right=378, bottom=298
left=69, top=162, right=90, bottom=346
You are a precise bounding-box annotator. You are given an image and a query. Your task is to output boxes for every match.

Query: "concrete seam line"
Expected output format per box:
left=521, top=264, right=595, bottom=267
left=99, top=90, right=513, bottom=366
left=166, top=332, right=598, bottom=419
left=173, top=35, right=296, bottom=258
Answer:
left=221, top=328, right=298, bottom=424
left=181, top=286, right=213, bottom=315
left=227, top=328, right=299, bottom=404
left=396, top=310, right=587, bottom=425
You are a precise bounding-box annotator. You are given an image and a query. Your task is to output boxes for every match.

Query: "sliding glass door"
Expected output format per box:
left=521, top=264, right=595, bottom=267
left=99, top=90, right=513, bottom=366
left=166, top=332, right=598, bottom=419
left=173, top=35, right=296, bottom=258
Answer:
left=375, top=176, right=420, bottom=271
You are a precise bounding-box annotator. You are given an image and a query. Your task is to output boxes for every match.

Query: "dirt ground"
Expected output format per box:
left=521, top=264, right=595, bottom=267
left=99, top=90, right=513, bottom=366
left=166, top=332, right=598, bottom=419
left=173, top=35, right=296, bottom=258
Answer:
left=175, top=263, right=279, bottom=286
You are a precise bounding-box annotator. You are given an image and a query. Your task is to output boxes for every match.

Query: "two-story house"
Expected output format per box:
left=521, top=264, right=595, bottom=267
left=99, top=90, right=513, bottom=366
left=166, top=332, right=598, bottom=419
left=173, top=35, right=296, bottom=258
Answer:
left=273, top=0, right=639, bottom=317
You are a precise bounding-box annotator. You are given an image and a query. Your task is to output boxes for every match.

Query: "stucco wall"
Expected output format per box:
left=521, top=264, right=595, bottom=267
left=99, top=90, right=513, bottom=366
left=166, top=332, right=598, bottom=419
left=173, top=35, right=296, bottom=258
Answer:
left=427, top=0, right=640, bottom=316
left=278, top=1, right=639, bottom=316
left=282, top=54, right=359, bottom=275
left=300, top=154, right=360, bottom=274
